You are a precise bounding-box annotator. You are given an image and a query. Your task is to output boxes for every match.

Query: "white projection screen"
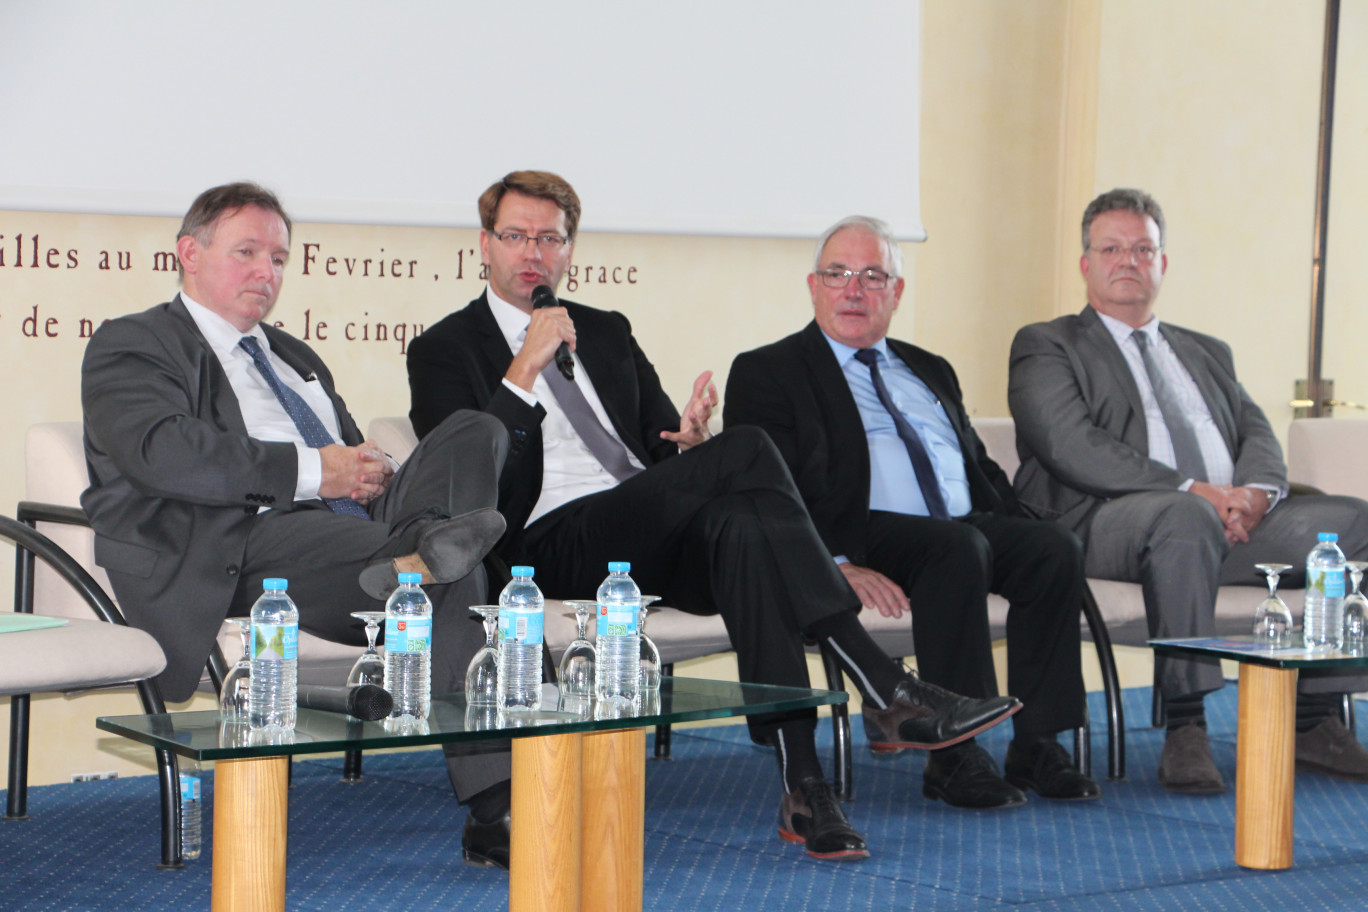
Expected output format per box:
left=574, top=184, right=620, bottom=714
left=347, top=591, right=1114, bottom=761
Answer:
left=0, top=1, right=923, bottom=240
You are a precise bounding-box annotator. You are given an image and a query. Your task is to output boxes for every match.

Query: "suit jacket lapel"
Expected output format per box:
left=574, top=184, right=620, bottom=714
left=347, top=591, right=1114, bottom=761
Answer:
left=1161, top=324, right=1239, bottom=452
left=886, top=337, right=1005, bottom=513
left=167, top=295, right=253, bottom=439
left=799, top=321, right=873, bottom=496
left=1078, top=306, right=1148, bottom=439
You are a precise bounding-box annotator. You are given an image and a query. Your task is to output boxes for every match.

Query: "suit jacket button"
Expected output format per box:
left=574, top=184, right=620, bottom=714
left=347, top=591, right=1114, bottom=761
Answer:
left=226, top=564, right=240, bottom=576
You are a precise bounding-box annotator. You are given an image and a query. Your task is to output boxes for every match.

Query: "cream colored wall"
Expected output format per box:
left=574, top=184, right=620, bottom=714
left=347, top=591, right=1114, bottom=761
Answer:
left=3, top=0, right=1357, bottom=786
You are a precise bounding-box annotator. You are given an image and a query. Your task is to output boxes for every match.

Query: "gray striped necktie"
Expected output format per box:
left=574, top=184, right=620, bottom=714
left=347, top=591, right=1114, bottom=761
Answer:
left=1131, top=330, right=1208, bottom=483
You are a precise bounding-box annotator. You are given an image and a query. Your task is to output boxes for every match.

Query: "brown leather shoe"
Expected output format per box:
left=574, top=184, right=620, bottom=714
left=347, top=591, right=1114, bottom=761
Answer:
left=1295, top=717, right=1368, bottom=782
left=1157, top=723, right=1226, bottom=794
left=862, top=673, right=1021, bottom=752
left=778, top=777, right=869, bottom=861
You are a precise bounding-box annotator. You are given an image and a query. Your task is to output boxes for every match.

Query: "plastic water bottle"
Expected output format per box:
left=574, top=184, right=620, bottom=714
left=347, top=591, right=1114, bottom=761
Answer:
left=179, top=759, right=202, bottom=861
left=248, top=578, right=298, bottom=731
left=384, top=571, right=433, bottom=721
left=1305, top=532, right=1347, bottom=651
left=497, top=566, right=544, bottom=712
left=595, top=562, right=640, bottom=706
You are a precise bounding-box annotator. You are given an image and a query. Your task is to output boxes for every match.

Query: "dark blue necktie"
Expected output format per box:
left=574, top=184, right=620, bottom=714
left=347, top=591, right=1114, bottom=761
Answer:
left=238, top=336, right=371, bottom=519
left=854, top=348, right=950, bottom=520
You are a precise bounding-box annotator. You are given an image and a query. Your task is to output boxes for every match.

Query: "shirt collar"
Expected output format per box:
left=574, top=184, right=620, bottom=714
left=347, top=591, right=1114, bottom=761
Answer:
left=819, top=326, right=891, bottom=368
left=1096, top=308, right=1163, bottom=347
left=180, top=292, right=268, bottom=359
left=486, top=284, right=535, bottom=353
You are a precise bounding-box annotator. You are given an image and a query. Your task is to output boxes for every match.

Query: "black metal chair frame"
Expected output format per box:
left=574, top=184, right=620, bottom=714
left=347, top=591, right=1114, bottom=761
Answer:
left=5, top=504, right=184, bottom=869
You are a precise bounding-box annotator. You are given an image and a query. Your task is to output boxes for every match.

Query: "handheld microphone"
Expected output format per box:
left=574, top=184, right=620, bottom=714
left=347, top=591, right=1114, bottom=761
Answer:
left=531, top=284, right=575, bottom=381
left=296, top=683, right=393, bottom=721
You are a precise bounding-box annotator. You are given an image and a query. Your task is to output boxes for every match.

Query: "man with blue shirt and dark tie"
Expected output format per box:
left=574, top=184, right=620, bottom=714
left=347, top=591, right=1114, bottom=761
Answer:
left=726, top=215, right=1101, bottom=808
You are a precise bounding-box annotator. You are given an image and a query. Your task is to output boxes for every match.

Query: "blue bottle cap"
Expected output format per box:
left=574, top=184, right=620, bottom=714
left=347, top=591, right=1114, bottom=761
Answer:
left=1320, top=532, right=1339, bottom=542
left=511, top=566, right=534, bottom=577
left=397, top=572, right=422, bottom=585
left=263, top=578, right=288, bottom=591
left=609, top=561, right=631, bottom=573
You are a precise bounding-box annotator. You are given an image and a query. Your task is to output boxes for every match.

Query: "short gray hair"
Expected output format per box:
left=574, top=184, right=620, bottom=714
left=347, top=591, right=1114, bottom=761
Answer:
left=1081, top=188, right=1165, bottom=252
left=812, top=215, right=903, bottom=277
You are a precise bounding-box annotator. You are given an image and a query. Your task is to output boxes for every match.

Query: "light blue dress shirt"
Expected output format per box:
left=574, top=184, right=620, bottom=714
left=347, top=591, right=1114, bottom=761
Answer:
left=823, top=333, right=972, bottom=518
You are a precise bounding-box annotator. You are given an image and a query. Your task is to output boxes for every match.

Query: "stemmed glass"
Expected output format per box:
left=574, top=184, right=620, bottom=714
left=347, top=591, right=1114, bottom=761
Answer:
left=219, top=618, right=253, bottom=722
left=346, top=611, right=387, bottom=690
left=465, top=606, right=501, bottom=707
left=1252, top=563, right=1295, bottom=646
left=639, top=595, right=663, bottom=692
left=558, top=600, right=598, bottom=702
left=1343, top=562, right=1368, bottom=652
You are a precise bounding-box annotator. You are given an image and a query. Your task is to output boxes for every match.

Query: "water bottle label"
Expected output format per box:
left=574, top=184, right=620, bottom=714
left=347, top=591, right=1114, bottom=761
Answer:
left=252, top=623, right=298, bottom=661
left=179, top=775, right=201, bottom=802
left=497, top=609, right=544, bottom=646
left=1310, top=567, right=1346, bottom=599
left=598, top=603, right=638, bottom=637
left=385, top=616, right=432, bottom=654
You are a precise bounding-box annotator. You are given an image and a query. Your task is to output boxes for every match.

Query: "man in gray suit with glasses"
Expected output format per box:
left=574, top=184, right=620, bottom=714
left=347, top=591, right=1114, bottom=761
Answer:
left=1009, top=187, right=1368, bottom=794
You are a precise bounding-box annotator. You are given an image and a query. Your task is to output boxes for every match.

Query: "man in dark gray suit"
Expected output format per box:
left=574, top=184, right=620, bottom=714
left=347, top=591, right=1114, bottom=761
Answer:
left=1009, top=188, right=1368, bottom=793
left=81, top=182, right=511, bottom=860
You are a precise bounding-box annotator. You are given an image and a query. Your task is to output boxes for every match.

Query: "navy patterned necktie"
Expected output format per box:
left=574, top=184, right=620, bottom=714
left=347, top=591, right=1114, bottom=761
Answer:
left=1131, top=331, right=1208, bottom=483
left=238, top=336, right=371, bottom=519
left=853, top=348, right=950, bottom=520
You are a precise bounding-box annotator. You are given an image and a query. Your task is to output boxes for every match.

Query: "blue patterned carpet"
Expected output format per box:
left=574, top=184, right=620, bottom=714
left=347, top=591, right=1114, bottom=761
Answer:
left=6, top=686, right=1368, bottom=911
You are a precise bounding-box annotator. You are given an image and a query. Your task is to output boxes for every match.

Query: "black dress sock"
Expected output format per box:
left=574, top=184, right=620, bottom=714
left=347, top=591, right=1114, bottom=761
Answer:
left=774, top=722, right=826, bottom=794
left=805, top=610, right=905, bottom=708
left=1164, top=694, right=1207, bottom=732
left=466, top=778, right=511, bottom=823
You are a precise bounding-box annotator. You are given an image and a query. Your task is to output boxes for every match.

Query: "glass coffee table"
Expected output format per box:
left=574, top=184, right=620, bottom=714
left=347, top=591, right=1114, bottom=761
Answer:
left=1150, top=636, right=1368, bottom=870
left=98, top=677, right=845, bottom=912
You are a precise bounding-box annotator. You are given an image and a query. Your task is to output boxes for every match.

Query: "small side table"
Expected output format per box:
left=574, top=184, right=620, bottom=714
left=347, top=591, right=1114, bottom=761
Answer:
left=1150, top=636, right=1368, bottom=870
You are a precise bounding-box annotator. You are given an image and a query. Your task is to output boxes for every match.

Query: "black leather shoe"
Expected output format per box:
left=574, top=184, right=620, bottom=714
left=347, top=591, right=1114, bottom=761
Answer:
left=360, top=507, right=506, bottom=600
left=462, top=808, right=511, bottom=871
left=863, top=673, right=1021, bottom=752
left=922, top=741, right=1026, bottom=809
left=778, top=777, right=870, bottom=861
left=1004, top=740, right=1101, bottom=801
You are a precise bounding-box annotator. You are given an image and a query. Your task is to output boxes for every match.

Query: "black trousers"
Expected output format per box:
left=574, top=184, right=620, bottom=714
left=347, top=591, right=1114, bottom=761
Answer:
left=864, top=510, right=1087, bottom=737
left=522, top=427, right=863, bottom=738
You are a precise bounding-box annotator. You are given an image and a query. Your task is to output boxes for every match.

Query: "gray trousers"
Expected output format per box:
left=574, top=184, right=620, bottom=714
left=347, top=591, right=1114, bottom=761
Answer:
left=1083, top=490, right=1368, bottom=701
left=231, top=410, right=510, bottom=800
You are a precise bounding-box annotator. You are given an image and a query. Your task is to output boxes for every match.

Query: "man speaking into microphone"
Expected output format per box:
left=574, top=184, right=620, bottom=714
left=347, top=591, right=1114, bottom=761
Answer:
left=406, top=171, right=1020, bottom=861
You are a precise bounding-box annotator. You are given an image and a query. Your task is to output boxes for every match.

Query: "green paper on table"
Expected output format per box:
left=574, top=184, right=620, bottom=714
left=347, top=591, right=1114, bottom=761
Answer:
left=0, top=613, right=70, bottom=634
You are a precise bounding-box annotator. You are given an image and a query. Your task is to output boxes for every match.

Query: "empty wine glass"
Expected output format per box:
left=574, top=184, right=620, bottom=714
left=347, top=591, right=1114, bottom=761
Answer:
left=639, top=595, right=663, bottom=692
left=1252, top=563, right=1294, bottom=646
left=558, top=600, right=597, bottom=699
left=465, top=606, right=501, bottom=706
left=1343, top=561, right=1368, bottom=652
left=347, top=611, right=387, bottom=689
left=219, top=618, right=253, bottom=722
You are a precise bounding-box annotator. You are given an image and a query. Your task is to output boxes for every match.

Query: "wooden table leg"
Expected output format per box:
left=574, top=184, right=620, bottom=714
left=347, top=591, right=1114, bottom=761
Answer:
left=511, top=733, right=584, bottom=912
left=211, top=755, right=289, bottom=912
left=581, top=728, right=645, bottom=912
left=1235, top=663, right=1298, bottom=869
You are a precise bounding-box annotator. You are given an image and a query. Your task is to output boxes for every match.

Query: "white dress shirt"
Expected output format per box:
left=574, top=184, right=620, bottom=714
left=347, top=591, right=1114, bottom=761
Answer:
left=181, top=292, right=337, bottom=502
left=485, top=287, right=645, bottom=525
left=1096, top=310, right=1237, bottom=488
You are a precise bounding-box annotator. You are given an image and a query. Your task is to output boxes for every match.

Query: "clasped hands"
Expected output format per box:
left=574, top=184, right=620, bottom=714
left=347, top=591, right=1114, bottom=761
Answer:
left=320, top=440, right=392, bottom=503
left=1190, top=481, right=1271, bottom=544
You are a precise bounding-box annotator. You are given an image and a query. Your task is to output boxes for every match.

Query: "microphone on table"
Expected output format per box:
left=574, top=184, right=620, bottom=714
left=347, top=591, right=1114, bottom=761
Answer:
left=296, top=684, right=393, bottom=721
left=532, top=283, right=575, bottom=381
